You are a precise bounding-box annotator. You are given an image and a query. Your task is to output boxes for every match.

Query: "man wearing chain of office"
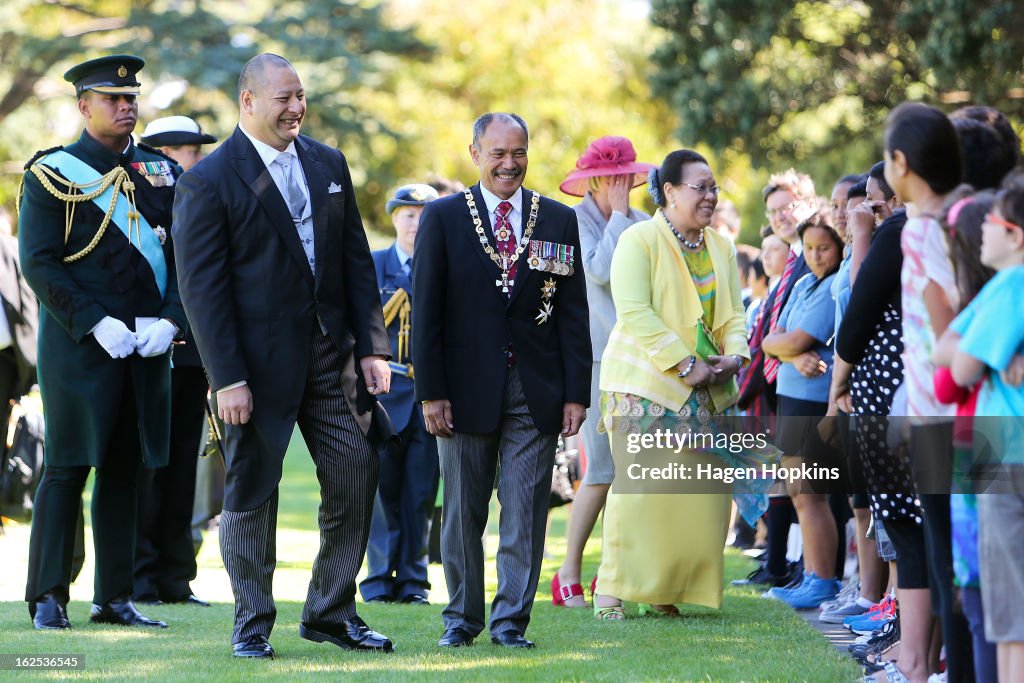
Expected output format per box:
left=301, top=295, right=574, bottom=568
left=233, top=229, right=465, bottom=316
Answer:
left=18, top=55, right=186, bottom=630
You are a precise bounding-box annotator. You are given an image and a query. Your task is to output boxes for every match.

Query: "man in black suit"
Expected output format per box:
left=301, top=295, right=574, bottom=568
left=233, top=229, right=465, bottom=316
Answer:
left=172, top=53, right=394, bottom=659
left=413, top=113, right=592, bottom=649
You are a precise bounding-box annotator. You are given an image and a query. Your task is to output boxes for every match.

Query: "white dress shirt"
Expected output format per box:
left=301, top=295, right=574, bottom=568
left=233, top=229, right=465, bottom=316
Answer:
left=479, top=185, right=524, bottom=241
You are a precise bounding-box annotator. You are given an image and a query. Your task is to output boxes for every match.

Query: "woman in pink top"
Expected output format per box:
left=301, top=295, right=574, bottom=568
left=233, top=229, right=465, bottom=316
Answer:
left=880, top=102, right=963, bottom=683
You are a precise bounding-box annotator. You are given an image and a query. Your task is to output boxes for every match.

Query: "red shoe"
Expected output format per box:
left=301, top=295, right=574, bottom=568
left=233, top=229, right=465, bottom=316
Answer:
left=551, top=574, right=585, bottom=607
left=590, top=575, right=597, bottom=597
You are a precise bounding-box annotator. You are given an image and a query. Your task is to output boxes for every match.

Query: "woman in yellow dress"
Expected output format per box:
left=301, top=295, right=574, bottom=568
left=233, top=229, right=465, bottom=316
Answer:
left=594, top=149, right=772, bottom=619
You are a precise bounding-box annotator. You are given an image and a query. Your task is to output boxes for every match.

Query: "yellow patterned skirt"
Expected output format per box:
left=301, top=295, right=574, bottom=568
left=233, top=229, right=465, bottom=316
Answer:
left=596, top=391, right=732, bottom=608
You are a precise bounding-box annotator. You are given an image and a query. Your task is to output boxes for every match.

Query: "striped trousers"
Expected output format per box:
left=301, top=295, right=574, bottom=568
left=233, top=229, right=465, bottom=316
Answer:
left=219, top=330, right=379, bottom=643
left=438, top=366, right=556, bottom=637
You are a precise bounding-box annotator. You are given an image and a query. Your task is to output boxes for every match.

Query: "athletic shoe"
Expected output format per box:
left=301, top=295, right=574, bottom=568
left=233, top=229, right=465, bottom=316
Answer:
left=763, top=572, right=811, bottom=600
left=776, top=574, right=842, bottom=610
left=843, top=594, right=894, bottom=629
left=731, top=566, right=791, bottom=587
left=819, top=577, right=859, bottom=613
left=820, top=598, right=872, bottom=624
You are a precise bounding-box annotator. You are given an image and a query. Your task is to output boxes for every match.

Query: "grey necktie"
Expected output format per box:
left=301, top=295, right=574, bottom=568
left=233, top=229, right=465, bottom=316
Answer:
left=275, top=153, right=307, bottom=221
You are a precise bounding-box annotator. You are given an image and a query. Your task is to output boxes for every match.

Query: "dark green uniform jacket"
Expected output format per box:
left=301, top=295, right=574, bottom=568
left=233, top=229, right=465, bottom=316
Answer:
left=18, top=130, right=187, bottom=468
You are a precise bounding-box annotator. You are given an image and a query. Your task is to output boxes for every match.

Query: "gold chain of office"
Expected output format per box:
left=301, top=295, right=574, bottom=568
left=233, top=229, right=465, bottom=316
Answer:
left=464, top=189, right=539, bottom=291
left=17, top=163, right=142, bottom=263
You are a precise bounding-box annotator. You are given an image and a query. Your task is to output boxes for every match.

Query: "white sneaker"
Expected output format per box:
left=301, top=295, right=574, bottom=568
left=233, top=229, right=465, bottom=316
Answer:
left=819, top=577, right=859, bottom=612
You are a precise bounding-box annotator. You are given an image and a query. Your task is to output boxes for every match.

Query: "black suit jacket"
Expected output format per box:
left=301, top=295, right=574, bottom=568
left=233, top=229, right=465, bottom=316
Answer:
left=172, top=128, right=392, bottom=508
left=412, top=184, right=592, bottom=435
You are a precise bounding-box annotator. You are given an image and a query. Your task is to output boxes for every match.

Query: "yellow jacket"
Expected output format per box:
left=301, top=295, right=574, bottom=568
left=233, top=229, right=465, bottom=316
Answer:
left=600, top=210, right=749, bottom=412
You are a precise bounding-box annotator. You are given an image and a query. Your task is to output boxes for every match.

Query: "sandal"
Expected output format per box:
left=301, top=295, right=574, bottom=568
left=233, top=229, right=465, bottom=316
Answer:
left=594, top=604, right=625, bottom=621
left=592, top=591, right=625, bottom=621
left=638, top=603, right=681, bottom=618
left=551, top=574, right=586, bottom=607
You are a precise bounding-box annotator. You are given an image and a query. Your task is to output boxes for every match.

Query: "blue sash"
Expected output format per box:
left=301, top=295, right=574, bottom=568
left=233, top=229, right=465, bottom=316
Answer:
left=39, top=150, right=168, bottom=299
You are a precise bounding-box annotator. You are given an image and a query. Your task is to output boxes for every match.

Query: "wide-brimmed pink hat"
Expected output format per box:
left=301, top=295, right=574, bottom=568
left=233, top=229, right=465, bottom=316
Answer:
left=559, top=136, right=657, bottom=197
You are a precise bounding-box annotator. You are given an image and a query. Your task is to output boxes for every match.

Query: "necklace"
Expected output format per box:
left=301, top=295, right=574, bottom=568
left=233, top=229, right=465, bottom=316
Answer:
left=465, top=188, right=540, bottom=293
left=661, top=211, right=704, bottom=250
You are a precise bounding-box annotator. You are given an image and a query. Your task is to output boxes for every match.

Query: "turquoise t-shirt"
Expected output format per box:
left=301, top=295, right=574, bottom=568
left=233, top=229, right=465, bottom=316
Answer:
left=950, top=265, right=1024, bottom=464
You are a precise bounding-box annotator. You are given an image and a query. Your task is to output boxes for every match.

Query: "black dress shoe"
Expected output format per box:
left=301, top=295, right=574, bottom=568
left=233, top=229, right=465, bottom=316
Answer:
left=399, top=594, right=429, bottom=605
left=437, top=627, right=474, bottom=648
left=90, top=598, right=168, bottom=628
left=165, top=594, right=210, bottom=607
left=299, top=616, right=393, bottom=652
left=31, top=593, right=71, bottom=630
left=490, top=630, right=534, bottom=648
left=233, top=634, right=275, bottom=659
left=364, top=596, right=393, bottom=604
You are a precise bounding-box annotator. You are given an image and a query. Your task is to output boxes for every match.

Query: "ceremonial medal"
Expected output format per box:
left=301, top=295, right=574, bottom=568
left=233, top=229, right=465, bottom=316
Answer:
left=465, top=189, right=540, bottom=294
left=536, top=277, right=557, bottom=325
left=527, top=240, right=575, bottom=276
left=131, top=160, right=175, bottom=188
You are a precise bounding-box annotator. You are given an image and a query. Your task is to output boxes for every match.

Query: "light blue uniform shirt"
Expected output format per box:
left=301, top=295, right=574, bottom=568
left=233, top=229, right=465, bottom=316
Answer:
left=777, top=271, right=838, bottom=402
left=832, top=252, right=853, bottom=342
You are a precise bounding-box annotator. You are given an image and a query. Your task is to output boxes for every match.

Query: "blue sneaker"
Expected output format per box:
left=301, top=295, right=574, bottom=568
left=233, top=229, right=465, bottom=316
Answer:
left=778, top=575, right=841, bottom=610
left=763, top=572, right=813, bottom=601
left=843, top=594, right=896, bottom=633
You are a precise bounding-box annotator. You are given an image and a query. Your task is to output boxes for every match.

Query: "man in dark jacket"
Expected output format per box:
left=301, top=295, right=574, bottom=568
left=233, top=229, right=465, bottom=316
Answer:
left=19, top=55, right=187, bottom=631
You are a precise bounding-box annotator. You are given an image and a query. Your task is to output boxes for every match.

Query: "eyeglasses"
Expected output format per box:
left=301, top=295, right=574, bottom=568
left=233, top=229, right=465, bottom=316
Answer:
left=684, top=182, right=720, bottom=196
left=985, top=212, right=1022, bottom=232
left=766, top=201, right=802, bottom=219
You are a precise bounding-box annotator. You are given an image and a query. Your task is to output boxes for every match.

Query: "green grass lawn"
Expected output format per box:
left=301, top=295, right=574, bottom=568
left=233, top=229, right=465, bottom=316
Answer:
left=0, top=431, right=861, bottom=682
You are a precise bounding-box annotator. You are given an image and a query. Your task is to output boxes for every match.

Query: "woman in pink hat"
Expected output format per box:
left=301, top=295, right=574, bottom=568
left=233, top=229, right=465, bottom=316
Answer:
left=550, top=136, right=655, bottom=608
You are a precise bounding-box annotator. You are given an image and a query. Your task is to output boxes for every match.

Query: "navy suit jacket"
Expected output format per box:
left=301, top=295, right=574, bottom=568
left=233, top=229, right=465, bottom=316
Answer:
left=371, top=244, right=416, bottom=432
left=412, top=184, right=592, bottom=435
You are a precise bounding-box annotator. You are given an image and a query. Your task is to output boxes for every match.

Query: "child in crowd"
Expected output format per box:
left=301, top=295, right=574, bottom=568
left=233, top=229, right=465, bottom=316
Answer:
left=938, top=178, right=1024, bottom=683
left=932, top=187, right=998, bottom=683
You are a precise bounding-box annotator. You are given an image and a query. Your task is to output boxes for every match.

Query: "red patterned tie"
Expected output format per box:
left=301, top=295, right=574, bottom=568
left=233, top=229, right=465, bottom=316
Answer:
left=495, top=200, right=517, bottom=291
left=763, top=248, right=797, bottom=383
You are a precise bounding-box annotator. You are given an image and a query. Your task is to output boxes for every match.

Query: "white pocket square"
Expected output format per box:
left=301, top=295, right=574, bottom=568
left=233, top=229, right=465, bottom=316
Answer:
left=328, top=182, right=343, bottom=194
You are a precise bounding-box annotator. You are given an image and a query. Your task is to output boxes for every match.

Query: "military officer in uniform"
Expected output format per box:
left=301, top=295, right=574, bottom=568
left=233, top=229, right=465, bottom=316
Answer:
left=18, top=55, right=187, bottom=630
left=359, top=184, right=440, bottom=605
left=132, top=115, right=218, bottom=607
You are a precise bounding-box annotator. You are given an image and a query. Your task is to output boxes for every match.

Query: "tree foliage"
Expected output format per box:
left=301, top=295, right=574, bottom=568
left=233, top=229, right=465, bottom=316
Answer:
left=649, top=0, right=1024, bottom=187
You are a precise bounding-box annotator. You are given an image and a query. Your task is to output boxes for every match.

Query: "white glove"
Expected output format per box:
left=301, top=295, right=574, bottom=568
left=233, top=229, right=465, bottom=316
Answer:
left=91, top=316, right=137, bottom=359
left=135, top=319, right=177, bottom=358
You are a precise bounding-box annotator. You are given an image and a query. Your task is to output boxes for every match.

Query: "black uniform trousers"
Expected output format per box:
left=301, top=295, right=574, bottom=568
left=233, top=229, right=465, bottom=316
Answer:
left=218, top=330, right=379, bottom=643
left=25, top=382, right=141, bottom=608
left=359, top=408, right=439, bottom=601
left=133, top=365, right=208, bottom=600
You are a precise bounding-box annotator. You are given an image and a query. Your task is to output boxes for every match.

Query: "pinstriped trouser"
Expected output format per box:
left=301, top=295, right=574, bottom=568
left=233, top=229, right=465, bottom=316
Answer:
left=438, top=366, right=556, bottom=637
left=218, top=330, right=379, bottom=643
